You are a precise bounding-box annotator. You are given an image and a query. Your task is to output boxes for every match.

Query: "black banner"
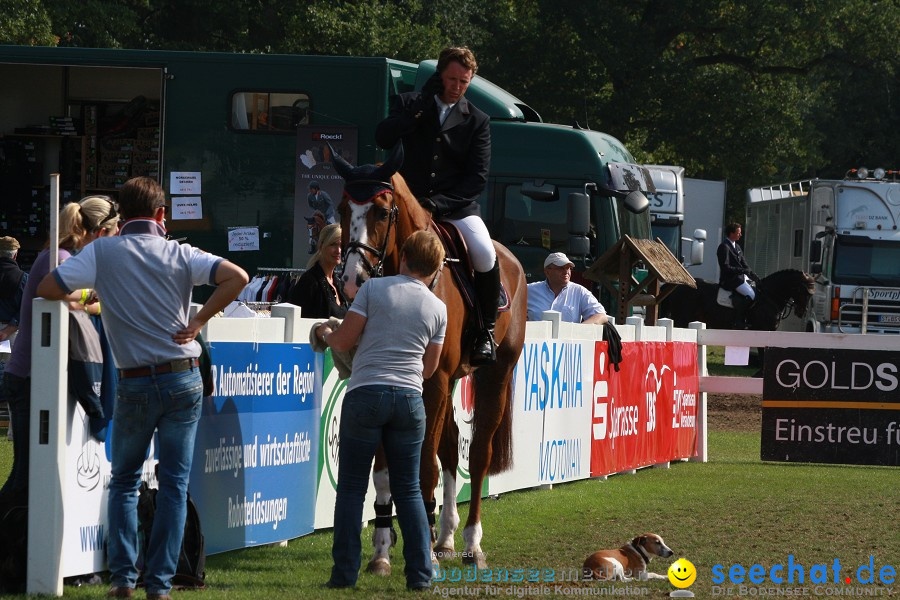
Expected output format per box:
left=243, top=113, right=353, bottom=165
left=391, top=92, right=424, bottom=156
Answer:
left=761, top=347, right=900, bottom=466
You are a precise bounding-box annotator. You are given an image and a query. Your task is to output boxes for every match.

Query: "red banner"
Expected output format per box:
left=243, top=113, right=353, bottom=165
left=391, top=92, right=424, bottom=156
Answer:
left=590, top=341, right=699, bottom=477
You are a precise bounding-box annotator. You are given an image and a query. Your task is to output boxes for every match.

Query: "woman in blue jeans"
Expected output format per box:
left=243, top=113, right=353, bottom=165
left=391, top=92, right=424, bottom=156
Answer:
left=315, top=231, right=447, bottom=590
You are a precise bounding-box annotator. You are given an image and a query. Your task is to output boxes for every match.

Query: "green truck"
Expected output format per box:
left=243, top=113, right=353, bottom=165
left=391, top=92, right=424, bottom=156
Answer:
left=0, top=46, right=651, bottom=299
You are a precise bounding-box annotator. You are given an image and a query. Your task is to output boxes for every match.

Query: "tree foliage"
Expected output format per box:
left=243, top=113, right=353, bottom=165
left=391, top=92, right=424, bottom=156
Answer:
left=2, top=0, right=897, bottom=223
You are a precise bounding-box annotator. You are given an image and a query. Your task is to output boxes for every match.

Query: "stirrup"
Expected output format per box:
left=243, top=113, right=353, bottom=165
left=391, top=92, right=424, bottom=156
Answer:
left=471, top=329, right=496, bottom=366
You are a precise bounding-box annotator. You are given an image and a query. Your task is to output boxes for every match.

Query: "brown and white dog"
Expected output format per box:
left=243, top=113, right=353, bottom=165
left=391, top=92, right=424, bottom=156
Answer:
left=583, top=533, right=674, bottom=581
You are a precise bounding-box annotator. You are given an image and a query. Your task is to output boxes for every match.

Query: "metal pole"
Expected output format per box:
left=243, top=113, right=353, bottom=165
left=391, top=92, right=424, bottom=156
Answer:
left=861, top=288, right=869, bottom=334
left=49, top=173, right=60, bottom=270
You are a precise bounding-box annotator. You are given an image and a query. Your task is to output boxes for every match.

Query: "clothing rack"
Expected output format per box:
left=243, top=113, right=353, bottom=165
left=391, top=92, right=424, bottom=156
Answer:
left=255, top=267, right=306, bottom=273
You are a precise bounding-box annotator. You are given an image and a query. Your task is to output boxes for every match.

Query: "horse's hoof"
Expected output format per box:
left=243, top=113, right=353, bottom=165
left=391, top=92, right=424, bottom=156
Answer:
left=366, top=558, right=391, bottom=576
left=434, top=545, right=456, bottom=561
left=461, top=552, right=488, bottom=570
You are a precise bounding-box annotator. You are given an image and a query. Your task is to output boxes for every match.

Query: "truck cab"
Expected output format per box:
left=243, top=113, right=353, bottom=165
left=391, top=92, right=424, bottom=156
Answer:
left=645, top=164, right=705, bottom=268
left=746, top=168, right=900, bottom=334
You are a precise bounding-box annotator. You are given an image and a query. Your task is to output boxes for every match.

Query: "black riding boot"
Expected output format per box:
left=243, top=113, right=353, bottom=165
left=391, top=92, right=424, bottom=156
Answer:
left=471, top=262, right=500, bottom=366
left=731, top=293, right=752, bottom=329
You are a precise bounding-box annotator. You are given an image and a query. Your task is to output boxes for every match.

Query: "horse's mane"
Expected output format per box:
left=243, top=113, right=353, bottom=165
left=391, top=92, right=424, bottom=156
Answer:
left=389, top=171, right=431, bottom=233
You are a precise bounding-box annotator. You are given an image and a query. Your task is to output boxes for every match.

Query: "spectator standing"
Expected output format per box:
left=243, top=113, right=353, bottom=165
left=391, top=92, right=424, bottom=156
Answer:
left=288, top=223, right=349, bottom=319
left=315, top=231, right=447, bottom=591
left=0, top=198, right=119, bottom=510
left=37, top=177, right=248, bottom=600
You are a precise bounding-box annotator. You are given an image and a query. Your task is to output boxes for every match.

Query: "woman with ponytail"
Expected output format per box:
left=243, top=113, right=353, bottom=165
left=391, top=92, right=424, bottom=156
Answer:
left=0, top=195, right=119, bottom=510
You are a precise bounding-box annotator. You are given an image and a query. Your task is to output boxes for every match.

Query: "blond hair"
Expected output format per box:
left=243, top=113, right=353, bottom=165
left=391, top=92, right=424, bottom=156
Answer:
left=402, top=231, right=445, bottom=277
left=57, top=196, right=119, bottom=250
left=308, top=223, right=342, bottom=269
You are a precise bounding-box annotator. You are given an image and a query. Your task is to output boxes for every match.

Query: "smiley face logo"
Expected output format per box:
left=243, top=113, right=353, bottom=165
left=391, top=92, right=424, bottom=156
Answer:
left=668, top=558, right=697, bottom=588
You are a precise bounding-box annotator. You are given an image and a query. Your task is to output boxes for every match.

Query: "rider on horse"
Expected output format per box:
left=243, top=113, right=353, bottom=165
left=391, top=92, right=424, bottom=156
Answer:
left=717, top=222, right=760, bottom=329
left=375, top=46, right=499, bottom=365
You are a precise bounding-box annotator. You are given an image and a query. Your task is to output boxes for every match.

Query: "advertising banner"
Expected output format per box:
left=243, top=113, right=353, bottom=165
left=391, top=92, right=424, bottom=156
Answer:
left=61, top=404, right=156, bottom=577
left=590, top=341, right=699, bottom=477
left=293, top=125, right=358, bottom=267
left=490, top=340, right=595, bottom=494
left=191, top=342, right=320, bottom=554
left=761, top=347, right=900, bottom=466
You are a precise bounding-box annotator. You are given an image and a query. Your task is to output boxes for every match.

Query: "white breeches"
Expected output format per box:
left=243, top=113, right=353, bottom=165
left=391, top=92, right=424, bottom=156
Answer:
left=735, top=280, right=756, bottom=300
left=445, top=215, right=496, bottom=272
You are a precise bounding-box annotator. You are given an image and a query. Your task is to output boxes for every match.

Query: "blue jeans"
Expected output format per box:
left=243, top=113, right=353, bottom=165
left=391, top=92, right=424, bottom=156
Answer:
left=107, top=369, right=203, bottom=595
left=330, top=385, right=431, bottom=589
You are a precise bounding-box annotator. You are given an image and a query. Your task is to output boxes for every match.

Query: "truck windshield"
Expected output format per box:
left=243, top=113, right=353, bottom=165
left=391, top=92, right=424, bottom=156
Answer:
left=832, top=235, right=900, bottom=287
left=651, top=222, right=681, bottom=259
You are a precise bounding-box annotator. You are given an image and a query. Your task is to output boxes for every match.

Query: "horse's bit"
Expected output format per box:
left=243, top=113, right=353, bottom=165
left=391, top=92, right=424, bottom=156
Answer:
left=342, top=179, right=398, bottom=279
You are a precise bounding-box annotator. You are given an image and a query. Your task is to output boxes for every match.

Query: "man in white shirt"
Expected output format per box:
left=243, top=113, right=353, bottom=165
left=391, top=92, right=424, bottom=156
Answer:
left=527, top=252, right=607, bottom=324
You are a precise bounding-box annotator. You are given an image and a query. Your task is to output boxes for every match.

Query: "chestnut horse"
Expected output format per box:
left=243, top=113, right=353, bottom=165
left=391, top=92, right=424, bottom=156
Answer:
left=332, top=145, right=526, bottom=571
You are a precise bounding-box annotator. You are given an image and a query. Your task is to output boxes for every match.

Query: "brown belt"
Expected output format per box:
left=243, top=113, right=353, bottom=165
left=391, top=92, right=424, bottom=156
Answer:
left=119, top=357, right=199, bottom=379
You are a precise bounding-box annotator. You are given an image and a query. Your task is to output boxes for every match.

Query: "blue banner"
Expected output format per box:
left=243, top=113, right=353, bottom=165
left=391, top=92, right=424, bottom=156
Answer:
left=190, top=342, right=321, bottom=554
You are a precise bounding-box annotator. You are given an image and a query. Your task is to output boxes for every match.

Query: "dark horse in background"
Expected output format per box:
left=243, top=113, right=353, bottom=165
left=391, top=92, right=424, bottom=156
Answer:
left=332, top=145, right=527, bottom=571
left=662, top=269, right=816, bottom=330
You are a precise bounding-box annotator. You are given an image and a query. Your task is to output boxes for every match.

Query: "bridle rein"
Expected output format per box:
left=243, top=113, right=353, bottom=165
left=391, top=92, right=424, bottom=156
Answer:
left=341, top=179, right=399, bottom=279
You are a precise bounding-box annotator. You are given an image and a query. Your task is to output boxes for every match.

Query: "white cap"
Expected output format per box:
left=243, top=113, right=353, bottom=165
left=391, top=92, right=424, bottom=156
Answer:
left=544, top=252, right=574, bottom=268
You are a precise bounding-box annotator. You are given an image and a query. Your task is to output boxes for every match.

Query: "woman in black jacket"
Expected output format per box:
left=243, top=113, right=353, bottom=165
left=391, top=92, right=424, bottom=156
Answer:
left=288, top=223, right=349, bottom=319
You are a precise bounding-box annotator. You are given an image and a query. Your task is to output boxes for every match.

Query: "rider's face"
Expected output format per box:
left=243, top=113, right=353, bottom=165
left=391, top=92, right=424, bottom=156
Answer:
left=728, top=227, right=742, bottom=242
left=439, top=61, right=473, bottom=104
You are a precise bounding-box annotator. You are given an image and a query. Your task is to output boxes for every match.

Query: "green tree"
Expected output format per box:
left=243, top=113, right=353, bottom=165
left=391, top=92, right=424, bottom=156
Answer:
left=0, top=0, right=56, bottom=45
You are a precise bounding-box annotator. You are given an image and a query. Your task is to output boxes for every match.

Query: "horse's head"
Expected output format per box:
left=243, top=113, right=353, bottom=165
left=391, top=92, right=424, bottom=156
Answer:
left=793, top=271, right=817, bottom=319
left=331, top=144, right=406, bottom=298
left=757, top=269, right=817, bottom=325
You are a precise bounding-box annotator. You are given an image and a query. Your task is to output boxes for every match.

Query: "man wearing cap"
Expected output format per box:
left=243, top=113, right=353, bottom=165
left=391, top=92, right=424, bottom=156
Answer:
left=37, top=177, right=248, bottom=600
left=527, top=252, right=607, bottom=324
left=0, top=236, right=26, bottom=344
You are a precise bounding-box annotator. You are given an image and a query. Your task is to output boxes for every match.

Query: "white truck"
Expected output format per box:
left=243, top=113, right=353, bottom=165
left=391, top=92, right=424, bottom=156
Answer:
left=646, top=165, right=724, bottom=277
left=745, top=168, right=900, bottom=333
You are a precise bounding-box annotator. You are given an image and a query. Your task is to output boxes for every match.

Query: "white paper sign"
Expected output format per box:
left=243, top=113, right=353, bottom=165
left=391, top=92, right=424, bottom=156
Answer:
left=0, top=339, right=10, bottom=353
left=172, top=196, right=202, bottom=220
left=228, top=227, right=260, bottom=252
left=724, top=346, right=750, bottom=366
left=170, top=171, right=201, bottom=195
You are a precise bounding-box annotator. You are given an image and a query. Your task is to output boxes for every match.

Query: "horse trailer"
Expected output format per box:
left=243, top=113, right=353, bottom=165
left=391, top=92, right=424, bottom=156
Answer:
left=0, top=45, right=652, bottom=312
left=745, top=170, right=900, bottom=334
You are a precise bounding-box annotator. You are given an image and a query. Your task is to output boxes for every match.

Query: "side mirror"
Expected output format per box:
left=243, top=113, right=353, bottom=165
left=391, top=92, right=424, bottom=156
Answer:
left=689, top=240, right=704, bottom=266
left=810, top=263, right=823, bottom=275
left=809, top=239, right=823, bottom=263
left=623, top=190, right=650, bottom=214
left=568, top=235, right=590, bottom=258
left=693, top=228, right=707, bottom=241
left=567, top=192, right=590, bottom=236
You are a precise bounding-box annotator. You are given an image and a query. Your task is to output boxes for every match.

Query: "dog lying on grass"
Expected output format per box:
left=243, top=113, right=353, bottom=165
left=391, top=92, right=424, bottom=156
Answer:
left=583, top=533, right=674, bottom=581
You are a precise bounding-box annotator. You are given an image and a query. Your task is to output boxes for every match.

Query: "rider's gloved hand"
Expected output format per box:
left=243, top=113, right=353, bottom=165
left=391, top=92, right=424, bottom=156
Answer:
left=749, top=271, right=761, bottom=283
left=420, top=197, right=438, bottom=216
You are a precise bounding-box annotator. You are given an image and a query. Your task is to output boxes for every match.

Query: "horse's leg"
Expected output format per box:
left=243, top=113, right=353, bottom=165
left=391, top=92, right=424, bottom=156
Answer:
left=366, top=445, right=395, bottom=575
left=434, top=408, right=460, bottom=560
left=461, top=364, right=514, bottom=570
left=419, top=372, right=452, bottom=562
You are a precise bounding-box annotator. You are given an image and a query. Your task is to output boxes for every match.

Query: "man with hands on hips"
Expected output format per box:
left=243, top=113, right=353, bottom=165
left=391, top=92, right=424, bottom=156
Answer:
left=37, top=176, right=248, bottom=600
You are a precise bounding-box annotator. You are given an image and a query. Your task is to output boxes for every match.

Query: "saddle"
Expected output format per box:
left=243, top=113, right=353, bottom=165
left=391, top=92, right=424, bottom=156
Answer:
left=431, top=221, right=510, bottom=320
left=716, top=287, right=755, bottom=309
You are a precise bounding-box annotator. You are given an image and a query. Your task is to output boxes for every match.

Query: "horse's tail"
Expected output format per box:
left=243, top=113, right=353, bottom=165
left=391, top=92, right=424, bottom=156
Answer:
left=473, top=367, right=514, bottom=475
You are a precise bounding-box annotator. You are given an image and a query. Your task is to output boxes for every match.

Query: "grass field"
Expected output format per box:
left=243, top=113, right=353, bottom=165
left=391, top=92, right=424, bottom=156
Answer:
left=1, top=351, right=897, bottom=598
